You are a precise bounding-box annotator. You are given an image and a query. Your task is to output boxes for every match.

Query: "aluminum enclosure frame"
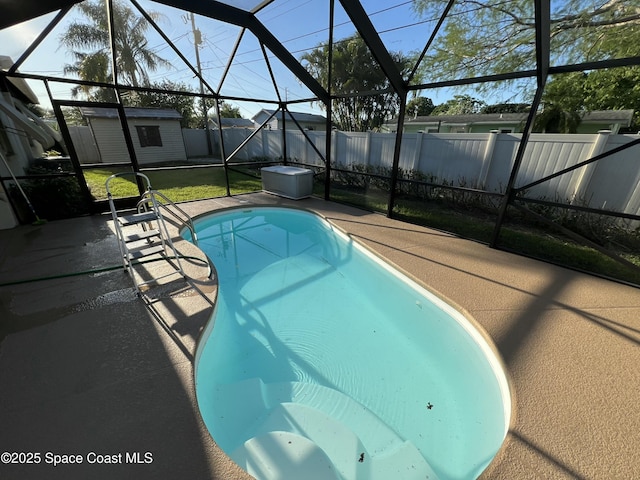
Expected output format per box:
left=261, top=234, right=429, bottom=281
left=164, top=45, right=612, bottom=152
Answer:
left=1, top=0, right=639, bottom=282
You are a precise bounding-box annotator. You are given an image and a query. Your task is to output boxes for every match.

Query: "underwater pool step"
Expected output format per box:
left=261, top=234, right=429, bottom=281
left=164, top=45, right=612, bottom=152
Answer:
left=239, top=402, right=364, bottom=476
left=214, top=378, right=402, bottom=454
left=231, top=430, right=340, bottom=480
left=216, top=378, right=439, bottom=480
left=231, top=402, right=438, bottom=480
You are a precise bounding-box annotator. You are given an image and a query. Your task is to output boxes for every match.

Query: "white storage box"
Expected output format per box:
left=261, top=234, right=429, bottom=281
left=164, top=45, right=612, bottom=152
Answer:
left=261, top=166, right=313, bottom=200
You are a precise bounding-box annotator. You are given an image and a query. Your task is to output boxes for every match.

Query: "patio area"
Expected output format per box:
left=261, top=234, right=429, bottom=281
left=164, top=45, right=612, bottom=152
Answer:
left=1, top=193, right=639, bottom=479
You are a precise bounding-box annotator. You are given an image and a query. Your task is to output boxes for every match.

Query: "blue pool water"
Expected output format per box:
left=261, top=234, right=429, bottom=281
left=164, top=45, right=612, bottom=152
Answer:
left=187, top=207, right=511, bottom=480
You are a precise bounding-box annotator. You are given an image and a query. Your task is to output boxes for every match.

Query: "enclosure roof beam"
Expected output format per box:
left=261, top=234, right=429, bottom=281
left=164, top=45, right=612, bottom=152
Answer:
left=0, top=0, right=81, bottom=30
left=535, top=0, right=550, bottom=85
left=245, top=17, right=329, bottom=103
left=153, top=0, right=251, bottom=27
left=490, top=0, right=550, bottom=247
left=338, top=0, right=406, bottom=95
left=152, top=0, right=329, bottom=103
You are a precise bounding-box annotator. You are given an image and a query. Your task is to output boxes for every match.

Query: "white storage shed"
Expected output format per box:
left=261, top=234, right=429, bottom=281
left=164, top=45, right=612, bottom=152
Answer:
left=80, top=107, right=187, bottom=165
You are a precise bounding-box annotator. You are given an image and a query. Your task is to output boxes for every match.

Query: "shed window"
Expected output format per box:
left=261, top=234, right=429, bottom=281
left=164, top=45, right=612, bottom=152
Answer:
left=136, top=125, right=162, bottom=147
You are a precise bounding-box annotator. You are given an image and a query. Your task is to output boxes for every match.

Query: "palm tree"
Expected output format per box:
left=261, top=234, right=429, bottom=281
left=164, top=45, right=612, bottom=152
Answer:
left=301, top=34, right=415, bottom=131
left=60, top=0, right=170, bottom=98
left=533, top=105, right=582, bottom=134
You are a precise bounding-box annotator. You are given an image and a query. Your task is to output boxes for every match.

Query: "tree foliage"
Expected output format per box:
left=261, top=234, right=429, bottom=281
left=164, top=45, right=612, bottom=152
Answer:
left=410, top=0, right=640, bottom=130
left=533, top=105, right=582, bottom=133
left=218, top=101, right=242, bottom=118
left=60, top=106, right=87, bottom=126
left=412, top=0, right=640, bottom=81
left=301, top=34, right=415, bottom=131
left=431, top=95, right=486, bottom=115
left=121, top=80, right=197, bottom=127
left=59, top=0, right=170, bottom=97
left=581, top=67, right=640, bottom=126
left=406, top=96, right=435, bottom=117
left=534, top=67, right=640, bottom=131
left=481, top=103, right=530, bottom=114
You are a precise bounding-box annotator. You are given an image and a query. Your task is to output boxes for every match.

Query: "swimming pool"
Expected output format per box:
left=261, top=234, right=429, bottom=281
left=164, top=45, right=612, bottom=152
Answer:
left=187, top=207, right=511, bottom=480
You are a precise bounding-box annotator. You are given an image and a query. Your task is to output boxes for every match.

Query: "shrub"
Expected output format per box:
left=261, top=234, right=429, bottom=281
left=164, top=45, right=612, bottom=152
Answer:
left=11, top=166, right=87, bottom=223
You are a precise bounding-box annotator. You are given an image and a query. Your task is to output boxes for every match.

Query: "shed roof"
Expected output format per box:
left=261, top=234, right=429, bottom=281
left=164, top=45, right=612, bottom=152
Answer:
left=252, top=109, right=326, bottom=124
left=79, top=107, right=183, bottom=120
left=212, top=117, right=255, bottom=128
left=409, top=113, right=526, bottom=125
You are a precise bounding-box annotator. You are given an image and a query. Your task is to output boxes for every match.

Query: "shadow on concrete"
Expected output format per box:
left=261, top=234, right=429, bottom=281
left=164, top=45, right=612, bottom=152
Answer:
left=508, top=430, right=588, bottom=480
left=0, top=216, right=245, bottom=480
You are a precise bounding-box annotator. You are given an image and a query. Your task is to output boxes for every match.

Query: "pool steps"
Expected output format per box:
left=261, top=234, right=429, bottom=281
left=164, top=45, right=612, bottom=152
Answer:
left=232, top=431, right=340, bottom=480
left=215, top=377, right=439, bottom=480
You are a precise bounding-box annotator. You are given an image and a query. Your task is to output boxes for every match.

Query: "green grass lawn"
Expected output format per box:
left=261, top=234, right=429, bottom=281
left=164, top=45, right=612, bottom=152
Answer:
left=396, top=198, right=640, bottom=285
left=84, top=166, right=262, bottom=202
left=332, top=185, right=640, bottom=286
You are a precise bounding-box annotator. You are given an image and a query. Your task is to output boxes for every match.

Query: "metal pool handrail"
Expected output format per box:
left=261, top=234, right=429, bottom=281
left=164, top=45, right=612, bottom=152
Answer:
left=138, top=189, right=198, bottom=246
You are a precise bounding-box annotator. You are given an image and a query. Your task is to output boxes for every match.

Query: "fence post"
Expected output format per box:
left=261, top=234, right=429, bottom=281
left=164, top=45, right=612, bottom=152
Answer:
left=333, top=131, right=340, bottom=167
left=304, top=131, right=309, bottom=164
left=412, top=132, right=423, bottom=172
left=478, top=130, right=499, bottom=189
left=571, top=130, right=610, bottom=204
left=261, top=128, right=268, bottom=158
left=364, top=131, right=372, bottom=167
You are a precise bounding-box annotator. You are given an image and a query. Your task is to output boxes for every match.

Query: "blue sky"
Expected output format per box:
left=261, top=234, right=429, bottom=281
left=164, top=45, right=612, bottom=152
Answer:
left=0, top=0, right=527, bottom=118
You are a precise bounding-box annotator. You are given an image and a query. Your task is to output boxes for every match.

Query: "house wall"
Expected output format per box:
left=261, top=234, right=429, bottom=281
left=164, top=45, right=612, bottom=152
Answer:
left=0, top=112, right=28, bottom=176
left=469, top=124, right=517, bottom=134
left=0, top=94, right=40, bottom=229
left=253, top=112, right=279, bottom=131
left=284, top=120, right=326, bottom=131
left=0, top=184, right=17, bottom=229
left=253, top=112, right=326, bottom=132
left=0, top=95, right=41, bottom=175
left=403, top=123, right=500, bottom=134
left=576, top=123, right=619, bottom=134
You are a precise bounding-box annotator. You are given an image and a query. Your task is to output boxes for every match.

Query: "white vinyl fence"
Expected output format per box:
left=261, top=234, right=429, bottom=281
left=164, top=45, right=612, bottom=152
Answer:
left=68, top=124, right=640, bottom=219
left=217, top=128, right=640, bottom=218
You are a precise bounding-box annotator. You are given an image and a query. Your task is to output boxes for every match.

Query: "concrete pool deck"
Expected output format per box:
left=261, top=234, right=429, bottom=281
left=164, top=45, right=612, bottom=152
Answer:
left=1, top=193, right=639, bottom=479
